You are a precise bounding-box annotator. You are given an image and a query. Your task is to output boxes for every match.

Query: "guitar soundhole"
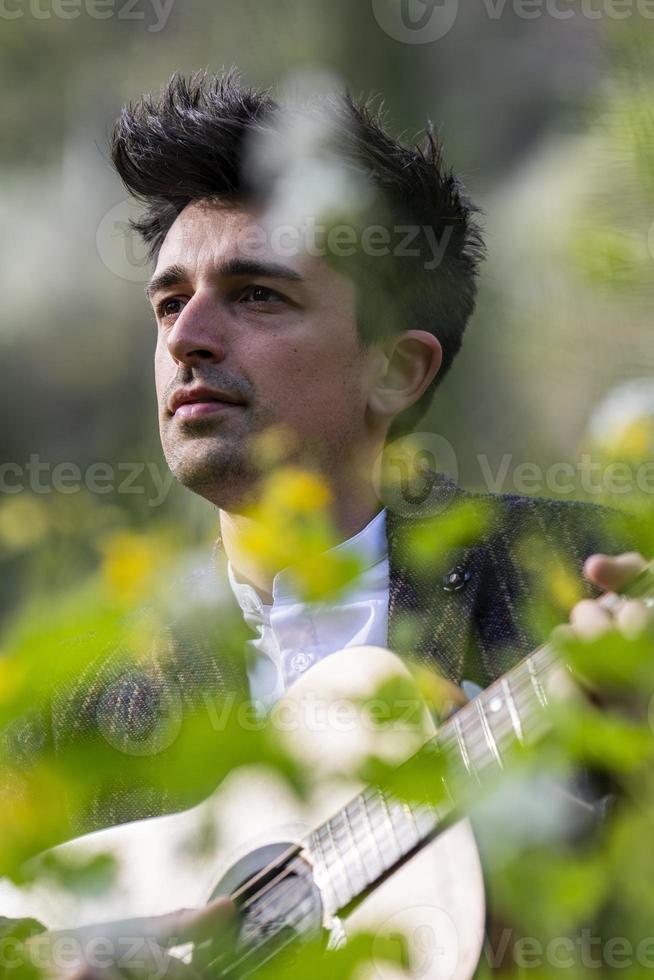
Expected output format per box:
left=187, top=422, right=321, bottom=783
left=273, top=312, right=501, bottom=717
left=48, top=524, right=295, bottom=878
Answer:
left=194, top=842, right=325, bottom=976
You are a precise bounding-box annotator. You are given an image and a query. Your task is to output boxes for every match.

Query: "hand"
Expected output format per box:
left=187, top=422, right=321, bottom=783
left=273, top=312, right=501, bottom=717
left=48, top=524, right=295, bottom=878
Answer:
left=21, top=897, right=233, bottom=979
left=570, top=552, right=654, bottom=641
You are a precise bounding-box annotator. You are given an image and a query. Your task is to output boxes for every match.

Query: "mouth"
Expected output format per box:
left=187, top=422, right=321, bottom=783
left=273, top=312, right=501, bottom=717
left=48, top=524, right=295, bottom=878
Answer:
left=168, top=386, right=246, bottom=421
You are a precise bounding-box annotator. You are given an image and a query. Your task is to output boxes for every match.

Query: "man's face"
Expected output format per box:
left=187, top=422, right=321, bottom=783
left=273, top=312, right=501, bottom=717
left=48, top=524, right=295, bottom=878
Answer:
left=149, top=199, right=380, bottom=511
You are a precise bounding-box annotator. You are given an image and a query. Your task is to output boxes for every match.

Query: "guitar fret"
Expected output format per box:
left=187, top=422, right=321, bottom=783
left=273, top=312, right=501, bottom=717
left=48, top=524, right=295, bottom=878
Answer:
left=402, top=800, right=421, bottom=838
left=341, top=806, right=370, bottom=895
left=454, top=712, right=479, bottom=782
left=386, top=798, right=420, bottom=851
left=502, top=676, right=524, bottom=744
left=412, top=801, right=441, bottom=838
left=312, top=821, right=354, bottom=910
left=362, top=794, right=393, bottom=877
left=376, top=792, right=403, bottom=863
left=360, top=792, right=401, bottom=873
left=527, top=657, right=548, bottom=708
left=350, top=795, right=385, bottom=882
left=309, top=829, right=340, bottom=913
left=476, top=697, right=503, bottom=769
left=327, top=818, right=358, bottom=901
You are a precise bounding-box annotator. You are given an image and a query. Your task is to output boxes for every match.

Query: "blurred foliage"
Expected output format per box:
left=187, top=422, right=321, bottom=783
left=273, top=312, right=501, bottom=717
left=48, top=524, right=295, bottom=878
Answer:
left=0, top=3, right=654, bottom=979
left=236, top=466, right=364, bottom=602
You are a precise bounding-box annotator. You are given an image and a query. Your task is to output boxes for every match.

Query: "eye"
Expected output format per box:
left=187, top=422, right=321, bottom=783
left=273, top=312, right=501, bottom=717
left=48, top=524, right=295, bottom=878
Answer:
left=238, top=285, right=285, bottom=304
left=156, top=297, right=185, bottom=320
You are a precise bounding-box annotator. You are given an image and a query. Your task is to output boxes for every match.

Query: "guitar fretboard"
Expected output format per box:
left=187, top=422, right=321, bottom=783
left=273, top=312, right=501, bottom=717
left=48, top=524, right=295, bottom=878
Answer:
left=305, top=642, right=569, bottom=916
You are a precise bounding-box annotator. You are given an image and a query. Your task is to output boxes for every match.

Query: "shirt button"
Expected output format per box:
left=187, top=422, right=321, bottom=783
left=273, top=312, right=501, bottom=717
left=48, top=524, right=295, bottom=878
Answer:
left=442, top=564, right=471, bottom=592
left=290, top=652, right=314, bottom=674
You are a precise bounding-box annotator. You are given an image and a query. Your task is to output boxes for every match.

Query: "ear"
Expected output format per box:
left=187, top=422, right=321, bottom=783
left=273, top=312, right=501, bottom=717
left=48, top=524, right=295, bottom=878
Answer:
left=367, top=330, right=443, bottom=421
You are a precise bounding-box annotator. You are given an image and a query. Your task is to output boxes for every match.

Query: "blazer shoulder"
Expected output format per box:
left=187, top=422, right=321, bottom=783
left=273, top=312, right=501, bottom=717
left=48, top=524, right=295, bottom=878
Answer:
left=457, top=488, right=635, bottom=554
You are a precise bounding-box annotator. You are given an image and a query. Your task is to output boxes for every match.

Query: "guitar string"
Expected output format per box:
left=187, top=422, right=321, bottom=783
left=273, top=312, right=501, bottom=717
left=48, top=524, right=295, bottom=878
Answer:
left=200, top=646, right=569, bottom=975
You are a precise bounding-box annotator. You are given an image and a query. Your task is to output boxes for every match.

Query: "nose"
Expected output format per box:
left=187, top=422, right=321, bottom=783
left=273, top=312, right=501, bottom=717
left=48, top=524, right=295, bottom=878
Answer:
left=166, top=292, right=226, bottom=366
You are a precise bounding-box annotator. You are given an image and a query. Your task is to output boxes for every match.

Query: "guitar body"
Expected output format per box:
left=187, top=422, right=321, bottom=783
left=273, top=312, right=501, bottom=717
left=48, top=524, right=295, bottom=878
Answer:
left=0, top=647, right=486, bottom=979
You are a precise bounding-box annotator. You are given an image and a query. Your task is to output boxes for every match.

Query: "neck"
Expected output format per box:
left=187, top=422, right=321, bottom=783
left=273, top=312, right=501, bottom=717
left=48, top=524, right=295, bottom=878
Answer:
left=219, top=475, right=383, bottom=601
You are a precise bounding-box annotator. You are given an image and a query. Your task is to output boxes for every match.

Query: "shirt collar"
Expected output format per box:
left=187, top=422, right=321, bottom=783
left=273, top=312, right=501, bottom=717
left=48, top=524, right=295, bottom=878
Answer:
left=227, top=507, right=388, bottom=612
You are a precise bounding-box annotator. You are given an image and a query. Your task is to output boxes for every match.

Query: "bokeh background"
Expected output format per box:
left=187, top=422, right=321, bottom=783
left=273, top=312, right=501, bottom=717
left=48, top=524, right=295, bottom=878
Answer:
left=1, top=0, right=653, bottom=622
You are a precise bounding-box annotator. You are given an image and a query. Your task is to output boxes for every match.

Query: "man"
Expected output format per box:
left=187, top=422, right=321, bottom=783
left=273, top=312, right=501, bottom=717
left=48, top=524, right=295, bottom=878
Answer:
left=2, top=70, right=651, bottom=976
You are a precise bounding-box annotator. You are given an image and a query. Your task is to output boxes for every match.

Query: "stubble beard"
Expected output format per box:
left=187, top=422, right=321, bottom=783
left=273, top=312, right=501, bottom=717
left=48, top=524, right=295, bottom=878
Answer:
left=162, top=415, right=263, bottom=512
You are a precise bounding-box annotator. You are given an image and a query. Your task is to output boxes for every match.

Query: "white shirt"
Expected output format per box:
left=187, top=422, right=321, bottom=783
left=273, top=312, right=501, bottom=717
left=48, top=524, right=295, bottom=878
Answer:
left=227, top=509, right=389, bottom=708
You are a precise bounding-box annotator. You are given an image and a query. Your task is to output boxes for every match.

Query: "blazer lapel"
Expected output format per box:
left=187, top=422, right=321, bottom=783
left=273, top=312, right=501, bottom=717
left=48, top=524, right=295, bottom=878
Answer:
left=385, top=478, right=484, bottom=684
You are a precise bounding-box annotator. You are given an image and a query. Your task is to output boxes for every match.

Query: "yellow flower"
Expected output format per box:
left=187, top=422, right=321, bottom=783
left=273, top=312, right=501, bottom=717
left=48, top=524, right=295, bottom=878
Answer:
left=547, top=563, right=584, bottom=613
left=0, top=496, right=50, bottom=553
left=602, top=417, right=654, bottom=461
left=264, top=467, right=332, bottom=516
left=238, top=467, right=361, bottom=601
left=0, top=656, right=27, bottom=705
left=99, top=531, right=161, bottom=604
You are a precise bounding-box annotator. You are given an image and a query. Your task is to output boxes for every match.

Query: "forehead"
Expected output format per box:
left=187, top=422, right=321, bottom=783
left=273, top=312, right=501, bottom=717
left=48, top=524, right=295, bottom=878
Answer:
left=154, top=198, right=322, bottom=281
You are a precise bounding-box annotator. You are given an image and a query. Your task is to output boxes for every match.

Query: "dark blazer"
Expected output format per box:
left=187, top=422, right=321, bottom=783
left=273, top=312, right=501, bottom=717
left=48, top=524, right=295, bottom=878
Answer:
left=386, top=477, right=631, bottom=685
left=0, top=481, right=633, bottom=902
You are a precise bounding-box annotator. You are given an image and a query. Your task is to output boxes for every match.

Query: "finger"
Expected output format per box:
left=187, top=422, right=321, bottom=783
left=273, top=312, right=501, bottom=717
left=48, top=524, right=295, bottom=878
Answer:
left=615, top=598, right=654, bottom=640
left=433, top=677, right=469, bottom=715
left=414, top=667, right=467, bottom=720
left=120, top=944, right=200, bottom=979
left=155, top=897, right=235, bottom=947
left=570, top=598, right=615, bottom=640
left=47, top=897, right=235, bottom=958
left=583, top=552, right=648, bottom=593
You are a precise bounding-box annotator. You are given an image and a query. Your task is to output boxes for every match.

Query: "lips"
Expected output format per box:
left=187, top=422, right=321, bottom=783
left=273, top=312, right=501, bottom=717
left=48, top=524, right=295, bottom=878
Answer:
left=168, top=386, right=245, bottom=419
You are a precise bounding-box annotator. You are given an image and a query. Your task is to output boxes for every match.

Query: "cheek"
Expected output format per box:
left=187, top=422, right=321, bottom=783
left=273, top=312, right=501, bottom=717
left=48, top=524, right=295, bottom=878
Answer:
left=262, top=343, right=367, bottom=426
left=153, top=341, right=173, bottom=401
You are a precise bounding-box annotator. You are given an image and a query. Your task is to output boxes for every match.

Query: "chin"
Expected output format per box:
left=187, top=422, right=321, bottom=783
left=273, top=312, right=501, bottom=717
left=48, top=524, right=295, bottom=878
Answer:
left=168, top=446, right=259, bottom=510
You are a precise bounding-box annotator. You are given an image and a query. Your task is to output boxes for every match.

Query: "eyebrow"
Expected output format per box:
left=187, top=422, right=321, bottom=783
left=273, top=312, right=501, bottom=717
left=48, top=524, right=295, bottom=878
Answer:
left=145, top=263, right=187, bottom=300
left=145, top=258, right=304, bottom=301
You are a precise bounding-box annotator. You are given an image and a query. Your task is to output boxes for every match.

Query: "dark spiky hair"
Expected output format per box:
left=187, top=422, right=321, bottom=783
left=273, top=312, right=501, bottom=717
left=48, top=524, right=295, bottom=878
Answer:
left=111, top=70, right=485, bottom=432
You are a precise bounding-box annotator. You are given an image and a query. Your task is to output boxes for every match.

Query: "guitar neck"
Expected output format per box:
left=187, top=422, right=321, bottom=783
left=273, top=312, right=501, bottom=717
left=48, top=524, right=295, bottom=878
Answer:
left=306, top=560, right=654, bottom=918
left=305, top=641, right=560, bottom=917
